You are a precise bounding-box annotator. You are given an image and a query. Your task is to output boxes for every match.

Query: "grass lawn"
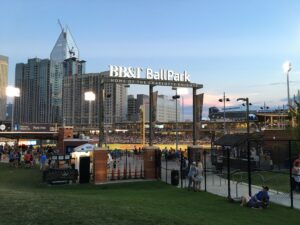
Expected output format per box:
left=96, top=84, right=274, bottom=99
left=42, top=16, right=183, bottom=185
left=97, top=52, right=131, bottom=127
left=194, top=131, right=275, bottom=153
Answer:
left=0, top=163, right=299, bottom=225
left=231, top=170, right=290, bottom=192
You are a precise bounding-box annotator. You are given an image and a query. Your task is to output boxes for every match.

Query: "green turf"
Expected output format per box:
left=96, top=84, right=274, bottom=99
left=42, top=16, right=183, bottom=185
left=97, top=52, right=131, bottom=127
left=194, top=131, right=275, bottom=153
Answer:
left=0, top=163, right=299, bottom=225
left=230, top=170, right=290, bottom=192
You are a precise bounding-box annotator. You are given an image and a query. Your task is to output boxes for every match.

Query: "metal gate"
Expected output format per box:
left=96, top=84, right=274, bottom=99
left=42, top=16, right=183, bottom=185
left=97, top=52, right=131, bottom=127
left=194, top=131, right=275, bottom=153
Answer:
left=107, top=150, right=144, bottom=181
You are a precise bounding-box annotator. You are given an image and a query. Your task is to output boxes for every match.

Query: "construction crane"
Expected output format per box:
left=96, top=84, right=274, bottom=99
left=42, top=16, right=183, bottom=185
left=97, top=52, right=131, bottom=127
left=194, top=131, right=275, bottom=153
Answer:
left=57, top=19, right=78, bottom=58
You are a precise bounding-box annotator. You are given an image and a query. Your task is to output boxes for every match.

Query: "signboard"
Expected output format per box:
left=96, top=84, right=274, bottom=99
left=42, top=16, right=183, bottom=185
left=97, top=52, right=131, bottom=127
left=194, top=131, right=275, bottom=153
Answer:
left=18, top=124, right=56, bottom=132
left=107, top=65, right=203, bottom=88
left=110, top=65, right=191, bottom=82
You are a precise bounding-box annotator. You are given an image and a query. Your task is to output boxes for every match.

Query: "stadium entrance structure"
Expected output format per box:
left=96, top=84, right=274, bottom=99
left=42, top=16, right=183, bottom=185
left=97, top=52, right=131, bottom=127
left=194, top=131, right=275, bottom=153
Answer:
left=98, top=66, right=203, bottom=147
left=93, top=65, right=204, bottom=184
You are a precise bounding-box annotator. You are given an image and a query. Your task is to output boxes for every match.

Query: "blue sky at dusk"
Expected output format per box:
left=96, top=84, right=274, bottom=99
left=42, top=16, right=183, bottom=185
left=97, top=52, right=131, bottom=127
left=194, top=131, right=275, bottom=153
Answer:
left=2, top=0, right=300, bottom=118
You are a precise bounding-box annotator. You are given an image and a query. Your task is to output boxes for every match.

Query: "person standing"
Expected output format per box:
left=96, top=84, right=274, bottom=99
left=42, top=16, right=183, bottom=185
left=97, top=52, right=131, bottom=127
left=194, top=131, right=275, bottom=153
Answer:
left=40, top=152, right=47, bottom=170
left=193, top=162, right=204, bottom=191
left=0, top=145, right=3, bottom=161
left=187, top=161, right=197, bottom=190
left=293, top=154, right=300, bottom=166
left=292, top=162, right=300, bottom=193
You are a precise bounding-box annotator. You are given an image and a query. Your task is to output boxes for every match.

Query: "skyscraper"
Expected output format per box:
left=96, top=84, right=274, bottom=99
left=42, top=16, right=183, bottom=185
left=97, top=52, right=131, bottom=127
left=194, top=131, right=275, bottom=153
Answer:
left=14, top=58, right=63, bottom=124
left=129, top=94, right=180, bottom=123
left=62, top=72, right=128, bottom=127
left=63, top=57, right=86, bottom=76
left=0, top=55, right=8, bottom=121
left=127, top=95, right=138, bottom=121
left=14, top=24, right=82, bottom=125
left=50, top=26, right=79, bottom=63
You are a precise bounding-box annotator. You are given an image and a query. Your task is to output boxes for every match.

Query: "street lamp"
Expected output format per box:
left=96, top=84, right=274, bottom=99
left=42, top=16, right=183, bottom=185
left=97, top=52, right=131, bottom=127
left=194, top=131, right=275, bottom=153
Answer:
left=6, top=86, right=20, bottom=131
left=237, top=97, right=250, bottom=135
left=242, top=102, right=252, bottom=128
left=172, top=87, right=180, bottom=154
left=84, top=91, right=96, bottom=126
left=283, top=61, right=292, bottom=108
left=219, top=92, right=230, bottom=134
left=237, top=97, right=251, bottom=196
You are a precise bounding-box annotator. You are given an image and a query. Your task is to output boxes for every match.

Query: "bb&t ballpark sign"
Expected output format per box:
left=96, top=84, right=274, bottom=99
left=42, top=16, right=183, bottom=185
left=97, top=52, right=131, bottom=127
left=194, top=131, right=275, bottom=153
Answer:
left=109, top=65, right=191, bottom=82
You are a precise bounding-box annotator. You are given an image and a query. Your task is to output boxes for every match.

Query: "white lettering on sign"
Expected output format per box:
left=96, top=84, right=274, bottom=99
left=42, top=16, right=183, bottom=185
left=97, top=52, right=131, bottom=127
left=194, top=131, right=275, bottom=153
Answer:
left=109, top=65, right=143, bottom=79
left=109, top=65, right=191, bottom=82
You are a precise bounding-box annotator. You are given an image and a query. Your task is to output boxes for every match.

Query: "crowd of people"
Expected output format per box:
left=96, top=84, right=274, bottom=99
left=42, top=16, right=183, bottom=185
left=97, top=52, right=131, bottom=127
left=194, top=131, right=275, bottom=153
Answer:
left=99, top=133, right=201, bottom=144
left=0, top=145, right=58, bottom=170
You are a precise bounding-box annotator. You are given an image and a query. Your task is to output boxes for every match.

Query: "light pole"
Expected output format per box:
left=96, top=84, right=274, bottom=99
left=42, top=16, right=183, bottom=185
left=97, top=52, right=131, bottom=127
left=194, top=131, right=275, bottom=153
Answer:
left=237, top=97, right=251, bottom=196
left=172, top=87, right=180, bottom=153
left=6, top=86, right=20, bottom=131
left=283, top=61, right=292, bottom=108
left=281, top=105, right=285, bottom=129
left=219, top=92, right=230, bottom=134
left=84, top=91, right=96, bottom=126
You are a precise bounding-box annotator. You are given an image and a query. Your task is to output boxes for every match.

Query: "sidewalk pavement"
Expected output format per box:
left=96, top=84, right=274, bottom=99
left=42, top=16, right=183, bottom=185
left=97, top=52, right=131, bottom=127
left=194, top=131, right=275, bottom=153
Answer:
left=161, top=160, right=300, bottom=209
left=175, top=173, right=300, bottom=209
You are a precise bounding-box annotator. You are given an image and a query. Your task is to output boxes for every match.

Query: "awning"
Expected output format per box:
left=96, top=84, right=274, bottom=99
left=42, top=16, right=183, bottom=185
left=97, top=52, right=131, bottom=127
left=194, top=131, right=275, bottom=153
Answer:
left=214, top=134, right=248, bottom=147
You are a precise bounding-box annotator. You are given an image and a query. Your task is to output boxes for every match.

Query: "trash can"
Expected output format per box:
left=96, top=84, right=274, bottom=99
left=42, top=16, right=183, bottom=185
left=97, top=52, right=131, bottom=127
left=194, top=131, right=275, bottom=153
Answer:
left=171, top=170, right=179, bottom=186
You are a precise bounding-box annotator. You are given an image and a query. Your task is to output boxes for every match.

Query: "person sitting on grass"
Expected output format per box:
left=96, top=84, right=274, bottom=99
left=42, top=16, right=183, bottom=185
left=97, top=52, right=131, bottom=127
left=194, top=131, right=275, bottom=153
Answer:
left=240, top=186, right=270, bottom=209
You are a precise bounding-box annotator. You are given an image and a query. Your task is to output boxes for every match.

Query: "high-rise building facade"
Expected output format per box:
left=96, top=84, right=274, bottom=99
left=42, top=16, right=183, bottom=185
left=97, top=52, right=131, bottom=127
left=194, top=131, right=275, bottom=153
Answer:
left=127, top=95, right=138, bottom=121
left=136, top=94, right=150, bottom=122
left=157, top=95, right=181, bottom=122
left=14, top=58, right=63, bottom=124
left=14, top=25, right=82, bottom=126
left=129, top=94, right=180, bottom=123
left=62, top=72, right=128, bottom=127
left=63, top=57, right=86, bottom=77
left=0, top=55, right=8, bottom=121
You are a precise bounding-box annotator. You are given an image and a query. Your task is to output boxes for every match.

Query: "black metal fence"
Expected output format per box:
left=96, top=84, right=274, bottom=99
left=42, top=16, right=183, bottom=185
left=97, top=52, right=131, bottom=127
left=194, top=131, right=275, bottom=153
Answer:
left=159, top=140, right=300, bottom=209
left=107, top=150, right=144, bottom=181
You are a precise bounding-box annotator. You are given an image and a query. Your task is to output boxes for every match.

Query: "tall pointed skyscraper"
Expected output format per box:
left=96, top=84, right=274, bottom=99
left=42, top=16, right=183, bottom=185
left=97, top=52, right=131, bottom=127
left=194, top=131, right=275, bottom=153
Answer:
left=50, top=25, right=79, bottom=62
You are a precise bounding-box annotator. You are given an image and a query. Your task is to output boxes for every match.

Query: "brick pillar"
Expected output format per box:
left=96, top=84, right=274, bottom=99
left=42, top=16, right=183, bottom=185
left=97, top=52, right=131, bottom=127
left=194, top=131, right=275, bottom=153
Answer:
left=93, top=148, right=108, bottom=184
left=144, top=146, right=159, bottom=179
left=57, top=127, right=74, bottom=154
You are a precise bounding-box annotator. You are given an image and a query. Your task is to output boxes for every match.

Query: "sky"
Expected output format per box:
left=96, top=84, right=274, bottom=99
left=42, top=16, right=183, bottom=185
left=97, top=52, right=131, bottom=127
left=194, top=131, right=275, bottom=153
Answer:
left=1, top=0, right=300, bottom=119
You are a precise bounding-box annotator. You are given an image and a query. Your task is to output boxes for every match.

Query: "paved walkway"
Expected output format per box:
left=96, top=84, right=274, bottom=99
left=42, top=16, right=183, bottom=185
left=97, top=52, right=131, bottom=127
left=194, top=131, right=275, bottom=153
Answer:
left=160, top=160, right=300, bottom=209
left=200, top=173, right=300, bottom=209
